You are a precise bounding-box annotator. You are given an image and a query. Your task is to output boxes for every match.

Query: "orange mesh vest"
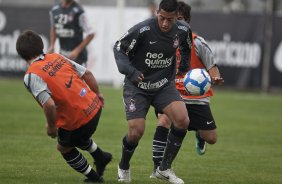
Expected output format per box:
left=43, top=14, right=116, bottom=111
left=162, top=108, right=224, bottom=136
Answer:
left=26, top=53, right=102, bottom=131
left=175, top=33, right=213, bottom=99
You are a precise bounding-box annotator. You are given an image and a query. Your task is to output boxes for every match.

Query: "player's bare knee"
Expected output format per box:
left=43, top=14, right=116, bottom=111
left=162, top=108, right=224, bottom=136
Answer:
left=158, top=119, right=171, bottom=129
left=128, top=129, right=144, bottom=142
left=180, top=115, right=190, bottom=128
left=174, top=117, right=189, bottom=129
left=206, top=136, right=217, bottom=144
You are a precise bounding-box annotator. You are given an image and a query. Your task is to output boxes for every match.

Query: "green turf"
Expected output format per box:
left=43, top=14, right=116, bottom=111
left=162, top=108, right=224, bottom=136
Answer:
left=0, top=79, right=281, bottom=184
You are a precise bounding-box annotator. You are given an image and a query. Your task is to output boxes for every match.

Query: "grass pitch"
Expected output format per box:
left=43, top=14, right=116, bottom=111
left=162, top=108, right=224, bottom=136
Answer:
left=0, top=79, right=281, bottom=184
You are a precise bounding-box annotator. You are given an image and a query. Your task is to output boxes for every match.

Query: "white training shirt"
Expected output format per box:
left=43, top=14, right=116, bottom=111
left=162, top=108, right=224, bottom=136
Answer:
left=185, top=35, right=217, bottom=105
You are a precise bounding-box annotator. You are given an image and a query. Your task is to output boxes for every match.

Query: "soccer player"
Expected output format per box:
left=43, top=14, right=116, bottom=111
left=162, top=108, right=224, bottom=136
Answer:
left=150, top=1, right=224, bottom=177
left=16, top=30, right=111, bottom=183
left=48, top=0, right=94, bottom=66
left=113, top=0, right=192, bottom=183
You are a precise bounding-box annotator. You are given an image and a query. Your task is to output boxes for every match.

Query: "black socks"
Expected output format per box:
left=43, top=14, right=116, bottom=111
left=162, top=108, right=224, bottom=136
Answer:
left=152, top=126, right=169, bottom=170
left=159, top=126, right=187, bottom=171
left=119, top=135, right=138, bottom=170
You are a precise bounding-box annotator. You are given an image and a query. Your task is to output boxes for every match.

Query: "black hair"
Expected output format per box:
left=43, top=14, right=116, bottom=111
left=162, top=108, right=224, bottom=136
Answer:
left=177, top=1, right=191, bottom=23
left=16, top=30, right=44, bottom=61
left=159, top=0, right=178, bottom=12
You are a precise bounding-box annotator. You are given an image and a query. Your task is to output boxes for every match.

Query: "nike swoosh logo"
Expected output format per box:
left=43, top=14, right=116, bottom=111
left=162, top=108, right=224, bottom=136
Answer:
left=65, top=75, right=73, bottom=89
left=149, top=41, right=157, bottom=44
left=157, top=170, right=169, bottom=180
left=207, top=121, right=213, bottom=125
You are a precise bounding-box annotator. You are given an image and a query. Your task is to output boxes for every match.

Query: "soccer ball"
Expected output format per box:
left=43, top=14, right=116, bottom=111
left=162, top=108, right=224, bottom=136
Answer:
left=183, top=68, right=211, bottom=96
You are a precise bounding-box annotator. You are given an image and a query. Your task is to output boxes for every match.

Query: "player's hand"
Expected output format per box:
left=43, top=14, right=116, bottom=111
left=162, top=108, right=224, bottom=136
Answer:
left=46, top=123, right=57, bottom=138
left=128, top=70, right=144, bottom=83
left=137, top=73, right=144, bottom=82
left=212, top=77, right=224, bottom=85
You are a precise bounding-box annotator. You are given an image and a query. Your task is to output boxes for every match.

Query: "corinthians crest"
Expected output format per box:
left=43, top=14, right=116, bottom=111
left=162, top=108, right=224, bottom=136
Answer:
left=128, top=99, right=136, bottom=112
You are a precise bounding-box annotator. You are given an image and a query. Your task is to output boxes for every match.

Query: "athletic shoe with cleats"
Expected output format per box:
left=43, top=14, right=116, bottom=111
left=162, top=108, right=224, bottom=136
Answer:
left=156, top=167, right=184, bottom=184
left=149, top=169, right=157, bottom=179
left=118, top=166, right=131, bottom=183
left=195, top=131, right=206, bottom=155
left=95, top=151, right=112, bottom=176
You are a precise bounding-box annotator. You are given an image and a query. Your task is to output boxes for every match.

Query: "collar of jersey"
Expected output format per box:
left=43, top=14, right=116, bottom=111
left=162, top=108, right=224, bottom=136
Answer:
left=31, top=54, right=45, bottom=64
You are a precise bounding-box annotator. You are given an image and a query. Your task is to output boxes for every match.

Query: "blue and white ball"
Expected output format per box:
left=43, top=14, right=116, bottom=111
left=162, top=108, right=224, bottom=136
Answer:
left=183, top=68, right=211, bottom=96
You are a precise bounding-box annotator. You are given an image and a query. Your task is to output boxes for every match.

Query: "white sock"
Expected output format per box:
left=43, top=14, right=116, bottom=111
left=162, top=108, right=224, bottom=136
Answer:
left=87, top=140, right=98, bottom=153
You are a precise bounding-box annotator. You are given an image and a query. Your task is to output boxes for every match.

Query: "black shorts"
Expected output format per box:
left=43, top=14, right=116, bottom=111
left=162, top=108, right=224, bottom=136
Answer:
left=123, top=81, right=182, bottom=120
left=57, top=108, right=102, bottom=147
left=155, top=104, right=216, bottom=131
left=187, top=104, right=216, bottom=131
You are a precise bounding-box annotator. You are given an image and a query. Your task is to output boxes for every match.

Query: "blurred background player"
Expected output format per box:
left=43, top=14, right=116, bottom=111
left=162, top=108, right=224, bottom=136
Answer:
left=150, top=0, right=224, bottom=177
left=16, top=30, right=111, bottom=183
left=48, top=0, right=94, bottom=66
left=113, top=0, right=192, bottom=183
left=148, top=0, right=164, bottom=17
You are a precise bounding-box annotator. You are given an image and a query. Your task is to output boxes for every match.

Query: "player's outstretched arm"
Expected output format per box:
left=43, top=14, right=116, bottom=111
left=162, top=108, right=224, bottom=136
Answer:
left=42, top=97, right=57, bottom=138
left=68, top=33, right=95, bottom=60
left=208, top=66, right=224, bottom=85
left=68, top=12, right=95, bottom=60
left=178, top=26, right=192, bottom=74
left=82, top=70, right=104, bottom=106
left=47, top=27, right=56, bottom=54
left=113, top=24, right=144, bottom=83
left=194, top=36, right=224, bottom=86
